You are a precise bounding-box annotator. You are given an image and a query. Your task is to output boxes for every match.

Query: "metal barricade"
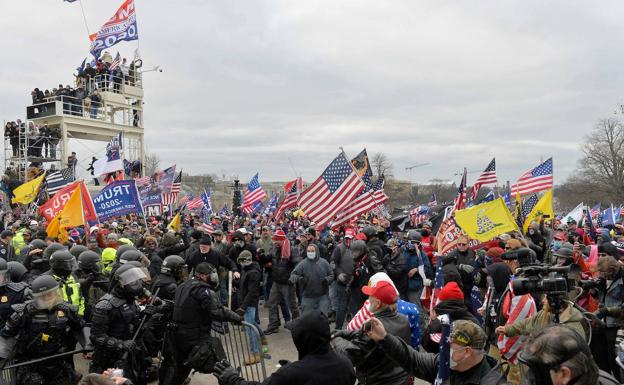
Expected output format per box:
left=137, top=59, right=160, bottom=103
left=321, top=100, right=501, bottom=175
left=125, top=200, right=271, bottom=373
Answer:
left=211, top=321, right=267, bottom=382
left=0, top=361, right=16, bottom=385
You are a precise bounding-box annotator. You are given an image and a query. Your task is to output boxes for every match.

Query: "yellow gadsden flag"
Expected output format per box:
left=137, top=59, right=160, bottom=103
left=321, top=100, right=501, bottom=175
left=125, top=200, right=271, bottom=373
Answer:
left=168, top=212, right=181, bottom=231
left=11, top=173, right=45, bottom=205
left=48, top=184, right=84, bottom=242
left=454, top=197, right=519, bottom=242
left=523, top=189, right=554, bottom=232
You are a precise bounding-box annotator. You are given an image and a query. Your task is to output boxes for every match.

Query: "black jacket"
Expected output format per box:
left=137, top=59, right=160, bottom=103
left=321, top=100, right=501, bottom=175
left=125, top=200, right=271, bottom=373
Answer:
left=333, top=309, right=411, bottom=385
left=379, top=333, right=508, bottom=385
left=271, top=245, right=296, bottom=285
left=219, top=310, right=356, bottom=385
left=422, top=299, right=479, bottom=353
left=187, top=249, right=236, bottom=273
left=238, top=262, right=262, bottom=311
left=383, top=250, right=408, bottom=298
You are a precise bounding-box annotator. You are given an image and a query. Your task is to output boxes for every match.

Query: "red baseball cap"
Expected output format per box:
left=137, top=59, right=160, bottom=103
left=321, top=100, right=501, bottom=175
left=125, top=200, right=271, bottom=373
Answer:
left=361, top=281, right=398, bottom=304
left=344, top=228, right=356, bottom=238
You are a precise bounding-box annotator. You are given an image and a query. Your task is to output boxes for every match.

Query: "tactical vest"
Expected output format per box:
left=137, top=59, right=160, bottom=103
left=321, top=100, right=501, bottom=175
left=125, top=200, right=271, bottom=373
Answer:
left=96, top=293, right=138, bottom=339
left=173, top=279, right=211, bottom=331
left=0, top=283, right=28, bottom=327
left=19, top=302, right=74, bottom=358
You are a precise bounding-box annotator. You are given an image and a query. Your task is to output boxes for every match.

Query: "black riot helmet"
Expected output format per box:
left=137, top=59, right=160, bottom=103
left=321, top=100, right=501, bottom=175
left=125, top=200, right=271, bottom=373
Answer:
left=78, top=250, right=101, bottom=273
left=6, top=261, right=27, bottom=282
left=161, top=255, right=188, bottom=281
left=116, top=244, right=137, bottom=261
left=29, top=239, right=47, bottom=251
left=0, top=258, right=7, bottom=285
left=113, top=263, right=147, bottom=298
left=350, top=240, right=368, bottom=259
left=43, top=243, right=67, bottom=260
left=49, top=250, right=75, bottom=275
left=31, top=275, right=62, bottom=310
left=70, top=245, right=88, bottom=259
left=120, top=249, right=143, bottom=264
left=194, top=262, right=219, bottom=287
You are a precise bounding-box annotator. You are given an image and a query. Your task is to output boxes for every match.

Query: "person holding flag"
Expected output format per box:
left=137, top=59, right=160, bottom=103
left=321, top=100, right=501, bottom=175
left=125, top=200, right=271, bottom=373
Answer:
left=365, top=318, right=507, bottom=385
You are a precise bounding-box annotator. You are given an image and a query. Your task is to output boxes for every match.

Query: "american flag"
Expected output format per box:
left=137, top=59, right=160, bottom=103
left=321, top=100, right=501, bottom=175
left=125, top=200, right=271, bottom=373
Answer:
left=109, top=52, right=121, bottom=71
left=331, top=175, right=388, bottom=228
left=590, top=203, right=601, bottom=217
left=263, top=194, right=279, bottom=216
left=201, top=189, right=212, bottom=215
left=241, top=173, right=267, bottom=215
left=275, top=177, right=302, bottom=219
left=186, top=196, right=204, bottom=210
left=521, top=193, right=539, bottom=220
left=298, top=153, right=366, bottom=228
left=434, top=315, right=451, bottom=385
left=201, top=222, right=215, bottom=235
left=177, top=194, right=189, bottom=208
left=171, top=171, right=182, bottom=194
left=428, top=193, right=437, bottom=207
left=497, top=288, right=536, bottom=363
left=470, top=158, right=497, bottom=201
left=430, top=255, right=445, bottom=314
left=162, top=192, right=178, bottom=206
left=46, top=168, right=75, bottom=195
left=410, top=205, right=430, bottom=226
left=511, top=158, right=553, bottom=196
left=451, top=168, right=467, bottom=214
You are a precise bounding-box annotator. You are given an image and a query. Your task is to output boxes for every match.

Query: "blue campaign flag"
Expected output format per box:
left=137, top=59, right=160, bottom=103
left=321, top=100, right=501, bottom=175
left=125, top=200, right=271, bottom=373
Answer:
left=434, top=315, right=451, bottom=385
left=503, top=191, right=511, bottom=208
left=90, top=0, right=139, bottom=58
left=92, top=180, right=143, bottom=221
left=201, top=189, right=213, bottom=215
left=601, top=205, right=620, bottom=226
left=76, top=57, right=86, bottom=75
left=263, top=194, right=279, bottom=216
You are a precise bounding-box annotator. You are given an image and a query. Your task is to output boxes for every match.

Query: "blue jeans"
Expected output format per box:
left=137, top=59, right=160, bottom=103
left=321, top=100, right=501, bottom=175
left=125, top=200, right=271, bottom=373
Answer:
left=331, top=283, right=349, bottom=329
left=300, top=295, right=330, bottom=316
left=244, top=307, right=263, bottom=354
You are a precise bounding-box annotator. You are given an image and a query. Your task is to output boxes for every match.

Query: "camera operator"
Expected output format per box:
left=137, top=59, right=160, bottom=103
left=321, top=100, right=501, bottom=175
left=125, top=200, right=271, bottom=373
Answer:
left=518, top=324, right=619, bottom=385
left=591, top=255, right=624, bottom=380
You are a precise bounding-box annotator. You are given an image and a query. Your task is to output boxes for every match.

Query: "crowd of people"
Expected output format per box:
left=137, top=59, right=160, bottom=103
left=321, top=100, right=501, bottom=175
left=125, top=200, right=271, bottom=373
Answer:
left=4, top=119, right=62, bottom=159
left=0, top=206, right=619, bottom=385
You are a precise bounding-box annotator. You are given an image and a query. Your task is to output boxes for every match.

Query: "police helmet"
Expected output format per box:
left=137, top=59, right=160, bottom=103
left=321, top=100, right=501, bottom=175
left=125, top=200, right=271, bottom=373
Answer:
left=49, top=250, right=75, bottom=272
left=116, top=244, right=137, bottom=260
left=120, top=249, right=143, bottom=264
left=6, top=262, right=26, bottom=282
left=43, top=243, right=66, bottom=260
left=31, top=275, right=59, bottom=296
left=78, top=250, right=101, bottom=271
left=161, top=255, right=186, bottom=274
left=29, top=239, right=47, bottom=250
left=70, top=245, right=88, bottom=259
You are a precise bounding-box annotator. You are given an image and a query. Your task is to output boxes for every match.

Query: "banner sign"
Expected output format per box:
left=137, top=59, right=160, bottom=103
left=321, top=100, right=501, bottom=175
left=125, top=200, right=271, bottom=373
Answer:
left=90, top=0, right=139, bottom=58
left=92, top=180, right=143, bottom=220
left=144, top=204, right=162, bottom=217
left=154, top=165, right=176, bottom=193
left=39, top=181, right=97, bottom=223
left=138, top=183, right=162, bottom=207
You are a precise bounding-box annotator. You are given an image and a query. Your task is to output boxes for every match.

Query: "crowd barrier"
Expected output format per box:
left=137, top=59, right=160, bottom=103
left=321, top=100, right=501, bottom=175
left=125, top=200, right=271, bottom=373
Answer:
left=211, top=321, right=267, bottom=382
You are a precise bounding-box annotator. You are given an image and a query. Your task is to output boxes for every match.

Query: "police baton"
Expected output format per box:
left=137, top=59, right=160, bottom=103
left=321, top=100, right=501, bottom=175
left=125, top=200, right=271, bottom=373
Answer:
left=132, top=287, right=161, bottom=341
left=3, top=348, right=86, bottom=370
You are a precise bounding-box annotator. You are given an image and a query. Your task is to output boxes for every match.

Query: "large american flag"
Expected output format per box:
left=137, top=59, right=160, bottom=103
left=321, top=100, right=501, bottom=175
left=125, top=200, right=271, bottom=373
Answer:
left=497, top=287, right=536, bottom=363
left=171, top=171, right=182, bottom=194
left=109, top=52, right=121, bottom=71
left=46, top=168, right=75, bottom=195
left=186, top=196, right=204, bottom=210
left=162, top=192, right=178, bottom=206
left=275, top=177, right=302, bottom=219
left=451, top=168, right=467, bottom=214
left=241, top=173, right=267, bottom=215
left=199, top=222, right=214, bottom=235
left=331, top=175, right=388, bottom=228
left=299, top=153, right=366, bottom=228
left=410, top=205, right=430, bottom=226
left=511, top=158, right=553, bottom=196
left=470, top=158, right=497, bottom=201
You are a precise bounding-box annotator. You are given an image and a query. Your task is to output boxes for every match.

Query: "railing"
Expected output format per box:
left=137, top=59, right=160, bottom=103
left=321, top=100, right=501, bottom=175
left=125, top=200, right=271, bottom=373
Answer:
left=211, top=321, right=268, bottom=381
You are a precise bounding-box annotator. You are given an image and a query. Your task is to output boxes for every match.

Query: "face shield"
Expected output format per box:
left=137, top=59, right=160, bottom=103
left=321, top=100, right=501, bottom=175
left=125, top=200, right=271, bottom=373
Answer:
left=0, top=269, right=7, bottom=285
left=33, top=286, right=63, bottom=310
left=118, top=266, right=148, bottom=286
left=177, top=265, right=189, bottom=281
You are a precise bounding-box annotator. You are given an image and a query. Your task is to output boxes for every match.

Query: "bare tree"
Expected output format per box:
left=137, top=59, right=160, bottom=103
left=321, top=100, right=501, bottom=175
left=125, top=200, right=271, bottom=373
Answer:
left=144, top=152, right=160, bottom=177
left=371, top=152, right=394, bottom=176
left=579, top=118, right=624, bottom=202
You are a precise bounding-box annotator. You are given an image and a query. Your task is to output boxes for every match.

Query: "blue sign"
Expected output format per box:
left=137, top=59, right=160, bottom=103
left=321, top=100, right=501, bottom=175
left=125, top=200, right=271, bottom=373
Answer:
left=92, top=180, right=143, bottom=220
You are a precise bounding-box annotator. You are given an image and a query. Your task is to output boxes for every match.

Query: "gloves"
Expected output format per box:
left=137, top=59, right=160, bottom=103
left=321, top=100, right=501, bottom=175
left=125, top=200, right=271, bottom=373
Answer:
left=331, top=329, right=356, bottom=340
left=143, top=304, right=158, bottom=316
left=234, top=308, right=245, bottom=317
left=423, top=278, right=432, bottom=287
left=338, top=273, right=348, bottom=284
left=213, top=359, right=240, bottom=384
left=119, top=340, right=136, bottom=351
left=458, top=264, right=474, bottom=275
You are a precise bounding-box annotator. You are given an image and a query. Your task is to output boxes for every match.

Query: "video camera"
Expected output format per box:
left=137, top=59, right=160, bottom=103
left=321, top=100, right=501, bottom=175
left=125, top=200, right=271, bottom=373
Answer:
left=501, top=247, right=536, bottom=267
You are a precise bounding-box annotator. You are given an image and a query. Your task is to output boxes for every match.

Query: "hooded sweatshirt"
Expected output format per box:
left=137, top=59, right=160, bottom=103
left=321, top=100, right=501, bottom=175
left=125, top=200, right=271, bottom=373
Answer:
left=290, top=243, right=334, bottom=298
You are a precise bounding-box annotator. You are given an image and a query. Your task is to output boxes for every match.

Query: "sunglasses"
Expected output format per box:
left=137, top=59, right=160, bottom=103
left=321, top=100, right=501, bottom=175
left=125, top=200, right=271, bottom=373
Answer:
left=457, top=243, right=467, bottom=246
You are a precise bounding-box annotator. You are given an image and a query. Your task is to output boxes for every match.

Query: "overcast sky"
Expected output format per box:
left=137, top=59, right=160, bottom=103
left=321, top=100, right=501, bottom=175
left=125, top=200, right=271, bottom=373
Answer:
left=1, top=1, right=623, bottom=185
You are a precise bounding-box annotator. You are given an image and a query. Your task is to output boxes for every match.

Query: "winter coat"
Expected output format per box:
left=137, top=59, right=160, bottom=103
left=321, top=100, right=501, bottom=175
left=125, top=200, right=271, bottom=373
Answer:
left=271, top=245, right=296, bottom=285
left=405, top=248, right=430, bottom=291
left=290, top=244, right=334, bottom=298
left=503, top=302, right=587, bottom=340
left=422, top=299, right=479, bottom=353
left=600, top=272, right=624, bottom=328
left=383, top=249, right=408, bottom=297
left=379, top=333, right=509, bottom=385
left=331, top=243, right=354, bottom=286
left=238, top=261, right=262, bottom=311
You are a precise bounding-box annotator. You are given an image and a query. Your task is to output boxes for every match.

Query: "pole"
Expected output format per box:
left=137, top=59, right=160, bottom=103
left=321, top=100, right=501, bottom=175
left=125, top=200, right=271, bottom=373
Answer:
left=78, top=0, right=91, bottom=37
left=227, top=271, right=233, bottom=309
left=4, top=349, right=86, bottom=370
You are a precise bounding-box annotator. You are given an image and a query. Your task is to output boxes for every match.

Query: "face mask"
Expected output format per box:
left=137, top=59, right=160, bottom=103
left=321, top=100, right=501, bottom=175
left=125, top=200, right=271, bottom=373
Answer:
left=449, top=347, right=467, bottom=369
left=552, top=241, right=562, bottom=251
left=528, top=229, right=535, bottom=235
left=406, top=243, right=416, bottom=252
left=240, top=260, right=252, bottom=267
left=235, top=240, right=245, bottom=248
left=306, top=252, right=316, bottom=260
left=421, top=230, right=430, bottom=237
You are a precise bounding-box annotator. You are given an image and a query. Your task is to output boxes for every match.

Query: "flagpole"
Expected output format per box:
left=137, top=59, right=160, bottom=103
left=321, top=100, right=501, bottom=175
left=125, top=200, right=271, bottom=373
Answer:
left=339, top=146, right=383, bottom=216
left=78, top=0, right=91, bottom=37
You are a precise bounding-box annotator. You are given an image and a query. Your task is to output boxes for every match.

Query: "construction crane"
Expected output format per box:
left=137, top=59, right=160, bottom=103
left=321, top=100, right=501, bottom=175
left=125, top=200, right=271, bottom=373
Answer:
left=405, top=163, right=430, bottom=180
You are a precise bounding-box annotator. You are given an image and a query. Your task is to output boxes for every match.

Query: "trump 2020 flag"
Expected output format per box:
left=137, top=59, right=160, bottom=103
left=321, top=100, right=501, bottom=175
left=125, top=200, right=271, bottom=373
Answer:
left=93, top=133, right=123, bottom=177
left=89, top=0, right=139, bottom=58
left=92, top=180, right=143, bottom=221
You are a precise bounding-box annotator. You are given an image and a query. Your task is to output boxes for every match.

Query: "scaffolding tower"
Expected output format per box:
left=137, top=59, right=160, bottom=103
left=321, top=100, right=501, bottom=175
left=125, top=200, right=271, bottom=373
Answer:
left=5, top=71, right=146, bottom=183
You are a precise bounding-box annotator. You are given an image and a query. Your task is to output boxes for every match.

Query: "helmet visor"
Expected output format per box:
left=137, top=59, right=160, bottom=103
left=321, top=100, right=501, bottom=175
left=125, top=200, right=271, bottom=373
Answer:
left=33, top=287, right=63, bottom=310
left=117, top=267, right=148, bottom=285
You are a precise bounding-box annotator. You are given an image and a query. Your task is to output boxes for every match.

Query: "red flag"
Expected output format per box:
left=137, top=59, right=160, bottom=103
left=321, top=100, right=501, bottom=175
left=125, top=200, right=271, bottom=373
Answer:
left=39, top=181, right=97, bottom=223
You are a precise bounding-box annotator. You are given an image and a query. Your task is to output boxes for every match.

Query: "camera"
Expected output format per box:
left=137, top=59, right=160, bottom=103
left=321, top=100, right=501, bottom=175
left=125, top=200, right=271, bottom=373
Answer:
left=567, top=231, right=578, bottom=244
left=501, top=247, right=536, bottom=267
left=579, top=278, right=605, bottom=291
left=512, top=264, right=576, bottom=320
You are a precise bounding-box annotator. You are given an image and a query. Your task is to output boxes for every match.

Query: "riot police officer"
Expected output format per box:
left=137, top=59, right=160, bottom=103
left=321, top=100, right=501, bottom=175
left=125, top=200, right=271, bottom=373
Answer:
left=74, top=250, right=108, bottom=323
left=45, top=250, right=85, bottom=317
left=160, top=262, right=241, bottom=385
left=17, top=238, right=46, bottom=265
left=24, top=240, right=57, bottom=283
left=0, top=275, right=90, bottom=385
left=6, top=261, right=28, bottom=283
left=90, top=264, right=150, bottom=385
left=0, top=258, right=30, bottom=328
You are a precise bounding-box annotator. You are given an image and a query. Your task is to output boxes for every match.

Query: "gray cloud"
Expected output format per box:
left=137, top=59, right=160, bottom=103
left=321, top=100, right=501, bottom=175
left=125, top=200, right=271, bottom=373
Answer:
left=1, top=0, right=622, bottom=186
